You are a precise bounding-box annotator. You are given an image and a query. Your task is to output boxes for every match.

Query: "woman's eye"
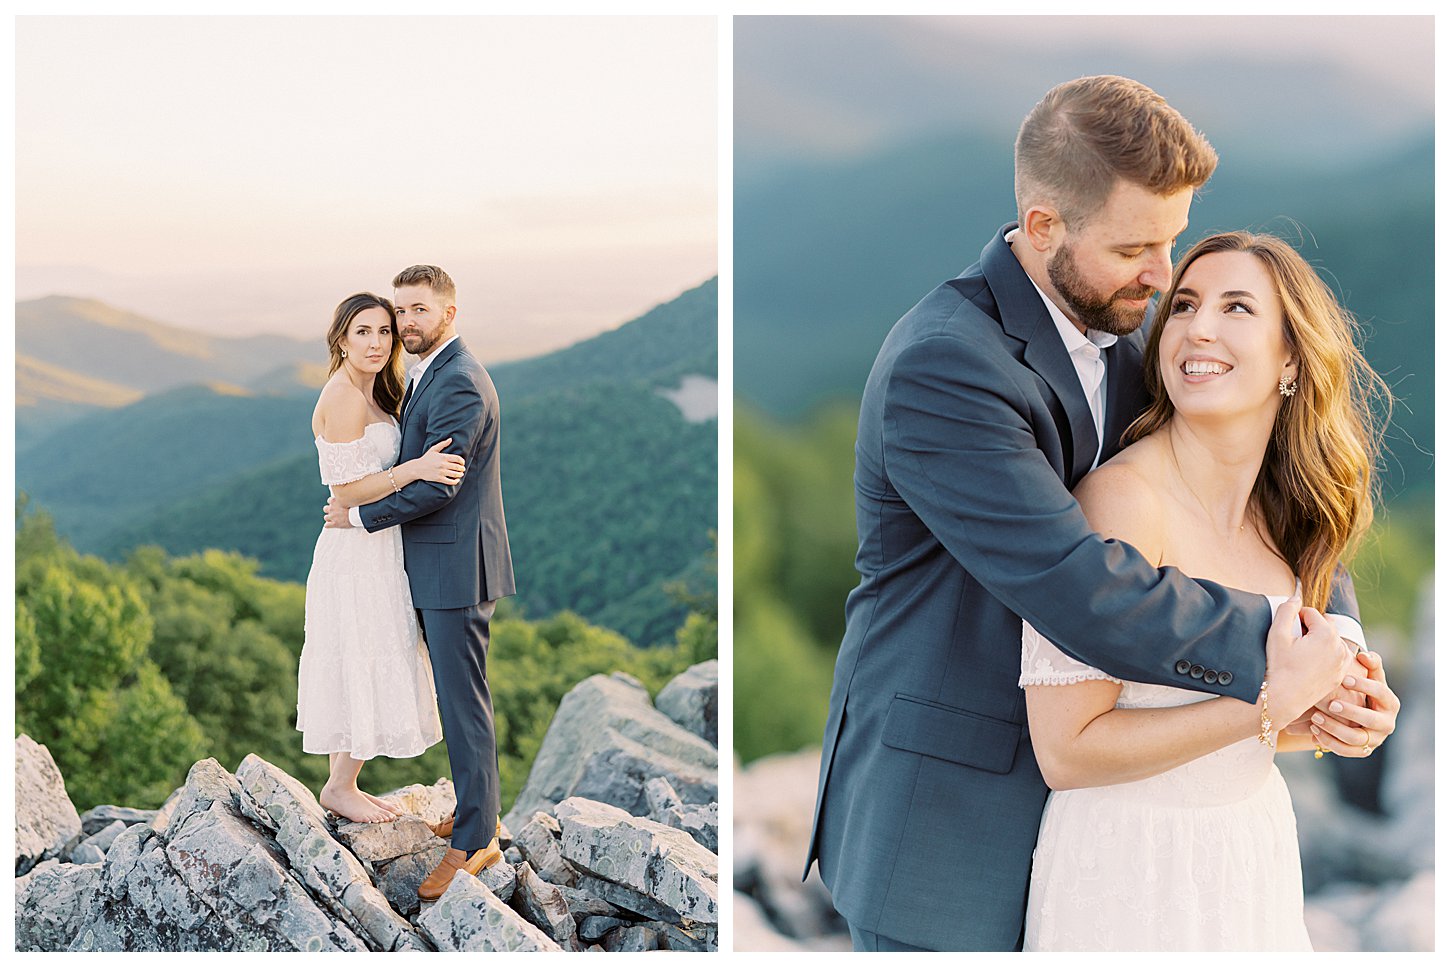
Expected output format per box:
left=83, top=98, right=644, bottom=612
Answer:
left=1170, top=299, right=1194, bottom=314
left=1225, top=301, right=1253, bottom=314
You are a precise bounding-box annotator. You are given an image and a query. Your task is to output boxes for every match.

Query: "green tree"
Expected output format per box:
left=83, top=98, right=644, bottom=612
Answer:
left=15, top=501, right=207, bottom=809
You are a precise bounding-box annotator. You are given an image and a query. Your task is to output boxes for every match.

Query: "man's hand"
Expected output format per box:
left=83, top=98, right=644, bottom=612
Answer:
left=1306, top=650, right=1400, bottom=757
left=324, top=496, right=354, bottom=529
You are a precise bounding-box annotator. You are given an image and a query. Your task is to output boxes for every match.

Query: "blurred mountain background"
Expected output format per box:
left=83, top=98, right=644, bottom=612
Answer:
left=732, top=16, right=1433, bottom=952
left=16, top=277, right=718, bottom=649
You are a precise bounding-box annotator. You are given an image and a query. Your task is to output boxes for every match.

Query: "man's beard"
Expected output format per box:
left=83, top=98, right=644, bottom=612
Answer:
left=403, top=328, right=442, bottom=357
left=1047, top=243, right=1156, bottom=336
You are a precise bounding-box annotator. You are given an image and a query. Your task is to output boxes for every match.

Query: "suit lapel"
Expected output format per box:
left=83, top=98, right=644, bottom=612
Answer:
left=981, top=226, right=1098, bottom=485
left=401, top=337, right=467, bottom=450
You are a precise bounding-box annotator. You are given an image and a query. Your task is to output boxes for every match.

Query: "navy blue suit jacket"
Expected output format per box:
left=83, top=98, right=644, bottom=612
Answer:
left=805, top=225, right=1357, bottom=950
left=359, top=338, right=515, bottom=609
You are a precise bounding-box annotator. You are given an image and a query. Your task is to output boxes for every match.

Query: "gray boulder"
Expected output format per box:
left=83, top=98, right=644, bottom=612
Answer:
left=513, top=811, right=578, bottom=886
left=555, top=797, right=717, bottom=926
left=655, top=660, right=718, bottom=746
left=78, top=819, right=130, bottom=857
left=503, top=673, right=717, bottom=829
left=734, top=748, right=843, bottom=943
left=79, top=805, right=157, bottom=837
left=417, top=871, right=563, bottom=952
left=733, top=891, right=811, bottom=952
left=510, top=862, right=581, bottom=949
left=602, top=923, right=661, bottom=951
left=72, top=792, right=365, bottom=952
left=235, top=754, right=426, bottom=952
left=15, top=734, right=82, bottom=875
left=69, top=843, right=107, bottom=865
left=478, top=858, right=518, bottom=904
left=645, top=779, right=717, bottom=854
left=15, top=858, right=103, bottom=951
left=371, top=847, right=448, bottom=918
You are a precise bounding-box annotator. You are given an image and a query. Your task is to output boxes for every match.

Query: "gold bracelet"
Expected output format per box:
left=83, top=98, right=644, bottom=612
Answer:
left=1257, top=678, right=1273, bottom=746
left=387, top=468, right=400, bottom=493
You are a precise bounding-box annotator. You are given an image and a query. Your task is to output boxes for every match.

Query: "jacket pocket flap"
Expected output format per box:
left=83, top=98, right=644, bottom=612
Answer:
left=408, top=524, right=456, bottom=544
left=881, top=694, right=1020, bottom=775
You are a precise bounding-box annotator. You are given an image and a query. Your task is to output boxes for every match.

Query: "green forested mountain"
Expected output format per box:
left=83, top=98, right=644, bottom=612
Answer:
left=16, top=278, right=718, bottom=646
left=492, top=277, right=718, bottom=399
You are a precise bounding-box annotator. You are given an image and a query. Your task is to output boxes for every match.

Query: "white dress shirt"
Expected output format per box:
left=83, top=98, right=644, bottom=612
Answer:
left=1024, top=274, right=1117, bottom=469
left=347, top=333, right=460, bottom=527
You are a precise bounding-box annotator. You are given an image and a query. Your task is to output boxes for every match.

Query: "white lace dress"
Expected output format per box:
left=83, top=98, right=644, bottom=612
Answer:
left=1019, top=593, right=1311, bottom=951
left=297, top=421, right=443, bottom=760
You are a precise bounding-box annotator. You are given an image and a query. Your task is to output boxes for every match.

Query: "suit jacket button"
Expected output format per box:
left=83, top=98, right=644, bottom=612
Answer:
left=1218, top=671, right=1234, bottom=686
left=1189, top=664, right=1205, bottom=679
left=1203, top=670, right=1219, bottom=684
left=1175, top=659, right=1192, bottom=675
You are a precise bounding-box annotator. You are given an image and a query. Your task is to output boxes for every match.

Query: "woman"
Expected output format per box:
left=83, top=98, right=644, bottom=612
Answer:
left=1019, top=233, right=1399, bottom=949
left=297, top=292, right=462, bottom=824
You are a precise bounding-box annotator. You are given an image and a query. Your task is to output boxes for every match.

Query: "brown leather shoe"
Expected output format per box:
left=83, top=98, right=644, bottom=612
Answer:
left=428, top=813, right=501, bottom=840
left=417, top=840, right=503, bottom=901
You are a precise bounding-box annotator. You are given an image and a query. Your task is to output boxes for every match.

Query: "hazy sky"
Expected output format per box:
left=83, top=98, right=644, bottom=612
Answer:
left=16, top=16, right=717, bottom=360
left=736, top=14, right=1434, bottom=177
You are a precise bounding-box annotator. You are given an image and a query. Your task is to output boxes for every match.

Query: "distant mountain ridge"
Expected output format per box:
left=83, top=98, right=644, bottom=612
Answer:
left=15, top=296, right=318, bottom=403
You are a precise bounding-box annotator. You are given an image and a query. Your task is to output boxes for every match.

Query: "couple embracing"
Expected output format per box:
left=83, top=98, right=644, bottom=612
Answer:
left=297, top=265, right=514, bottom=902
left=806, top=76, right=1402, bottom=951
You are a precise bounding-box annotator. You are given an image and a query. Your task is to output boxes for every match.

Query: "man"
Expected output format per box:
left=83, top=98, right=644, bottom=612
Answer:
left=804, top=76, right=1392, bottom=951
left=325, top=264, right=515, bottom=901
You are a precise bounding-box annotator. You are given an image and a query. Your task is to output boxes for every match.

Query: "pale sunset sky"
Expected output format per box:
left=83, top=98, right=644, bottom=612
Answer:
left=15, top=16, right=717, bottom=361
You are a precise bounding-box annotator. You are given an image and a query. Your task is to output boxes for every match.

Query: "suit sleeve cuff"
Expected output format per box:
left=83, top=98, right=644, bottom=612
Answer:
left=1329, top=613, right=1367, bottom=653
left=348, top=506, right=363, bottom=528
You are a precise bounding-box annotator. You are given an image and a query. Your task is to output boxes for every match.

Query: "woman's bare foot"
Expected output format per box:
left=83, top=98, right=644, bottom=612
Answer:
left=362, top=791, right=404, bottom=816
left=320, top=784, right=397, bottom=824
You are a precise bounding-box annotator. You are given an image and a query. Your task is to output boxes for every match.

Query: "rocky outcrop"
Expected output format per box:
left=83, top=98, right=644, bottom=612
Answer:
left=15, top=734, right=82, bottom=875
left=13, top=659, right=719, bottom=952
left=656, top=658, right=718, bottom=746
left=503, top=670, right=717, bottom=830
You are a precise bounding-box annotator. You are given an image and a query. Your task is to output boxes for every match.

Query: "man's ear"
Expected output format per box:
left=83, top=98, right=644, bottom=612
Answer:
left=1020, top=204, right=1064, bottom=253
left=445, top=304, right=457, bottom=325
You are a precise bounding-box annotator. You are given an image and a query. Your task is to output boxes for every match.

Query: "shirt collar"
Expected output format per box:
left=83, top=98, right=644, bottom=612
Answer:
left=407, top=333, right=459, bottom=382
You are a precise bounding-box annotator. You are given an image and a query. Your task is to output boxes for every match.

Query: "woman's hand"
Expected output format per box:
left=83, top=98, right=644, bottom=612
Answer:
left=1264, top=600, right=1356, bottom=730
left=409, top=438, right=466, bottom=486
left=1308, top=650, right=1400, bottom=757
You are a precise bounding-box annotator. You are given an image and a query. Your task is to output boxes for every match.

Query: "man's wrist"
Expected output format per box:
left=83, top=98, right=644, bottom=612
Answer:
left=348, top=506, right=363, bottom=528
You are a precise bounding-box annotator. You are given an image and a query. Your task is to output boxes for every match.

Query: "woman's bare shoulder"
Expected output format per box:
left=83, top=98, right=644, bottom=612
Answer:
left=1073, top=436, right=1169, bottom=559
left=313, top=378, right=369, bottom=441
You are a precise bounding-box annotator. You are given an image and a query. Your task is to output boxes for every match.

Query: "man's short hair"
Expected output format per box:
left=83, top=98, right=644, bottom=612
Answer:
left=392, top=264, right=457, bottom=304
left=1014, top=75, right=1218, bottom=228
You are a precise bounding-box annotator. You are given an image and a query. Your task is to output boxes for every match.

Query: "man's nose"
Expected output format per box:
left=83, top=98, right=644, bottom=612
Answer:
left=1141, top=253, right=1173, bottom=294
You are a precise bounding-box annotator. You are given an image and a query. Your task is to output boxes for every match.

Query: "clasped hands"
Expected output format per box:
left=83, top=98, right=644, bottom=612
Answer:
left=1267, top=597, right=1399, bottom=757
left=1287, top=649, right=1399, bottom=757
left=324, top=496, right=353, bottom=529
